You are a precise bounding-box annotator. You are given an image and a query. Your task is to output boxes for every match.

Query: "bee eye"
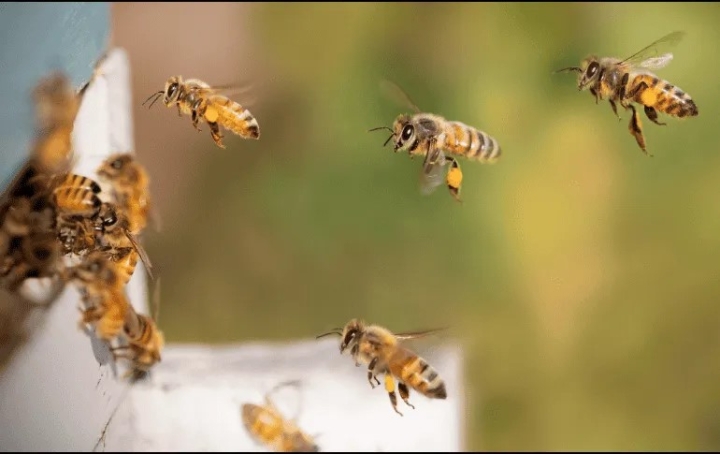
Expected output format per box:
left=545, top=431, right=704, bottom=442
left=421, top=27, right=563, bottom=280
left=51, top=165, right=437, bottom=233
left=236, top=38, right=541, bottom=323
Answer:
left=104, top=214, right=117, bottom=226
left=167, top=83, right=178, bottom=99
left=401, top=125, right=414, bottom=141
left=587, top=62, right=599, bottom=78
left=111, top=159, right=123, bottom=170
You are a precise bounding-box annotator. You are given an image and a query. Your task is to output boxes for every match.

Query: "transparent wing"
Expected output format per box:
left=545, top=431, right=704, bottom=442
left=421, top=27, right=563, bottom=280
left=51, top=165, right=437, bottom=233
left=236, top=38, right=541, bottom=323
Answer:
left=124, top=230, right=154, bottom=280
left=379, top=79, right=422, bottom=113
left=395, top=326, right=449, bottom=341
left=419, top=147, right=447, bottom=196
left=621, top=31, right=685, bottom=67
left=638, top=53, right=674, bottom=70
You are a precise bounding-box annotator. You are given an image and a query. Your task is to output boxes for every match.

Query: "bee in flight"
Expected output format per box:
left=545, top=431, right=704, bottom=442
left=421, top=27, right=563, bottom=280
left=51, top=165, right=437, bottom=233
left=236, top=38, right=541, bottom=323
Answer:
left=317, top=318, right=448, bottom=416
left=142, top=76, right=260, bottom=149
left=241, top=380, right=320, bottom=452
left=556, top=31, right=699, bottom=155
left=370, top=80, right=501, bottom=203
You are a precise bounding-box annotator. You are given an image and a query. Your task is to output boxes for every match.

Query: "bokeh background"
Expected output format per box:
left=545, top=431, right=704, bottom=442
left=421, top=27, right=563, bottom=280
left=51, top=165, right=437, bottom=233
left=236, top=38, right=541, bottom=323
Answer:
left=113, top=2, right=720, bottom=451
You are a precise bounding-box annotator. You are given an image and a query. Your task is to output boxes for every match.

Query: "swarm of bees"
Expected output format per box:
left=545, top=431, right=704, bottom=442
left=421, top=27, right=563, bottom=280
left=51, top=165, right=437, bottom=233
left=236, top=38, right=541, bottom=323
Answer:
left=241, top=380, right=319, bottom=452
left=0, top=25, right=704, bottom=452
left=0, top=71, right=163, bottom=378
left=557, top=31, right=699, bottom=154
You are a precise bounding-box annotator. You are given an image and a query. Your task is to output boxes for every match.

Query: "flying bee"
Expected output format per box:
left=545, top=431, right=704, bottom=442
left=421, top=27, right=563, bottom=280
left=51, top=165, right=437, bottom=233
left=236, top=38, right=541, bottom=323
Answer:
left=142, top=75, right=260, bottom=149
left=241, top=380, right=319, bottom=452
left=317, top=319, right=448, bottom=416
left=96, top=153, right=154, bottom=234
left=64, top=251, right=130, bottom=342
left=556, top=31, right=699, bottom=155
left=111, top=277, right=164, bottom=380
left=370, top=80, right=501, bottom=203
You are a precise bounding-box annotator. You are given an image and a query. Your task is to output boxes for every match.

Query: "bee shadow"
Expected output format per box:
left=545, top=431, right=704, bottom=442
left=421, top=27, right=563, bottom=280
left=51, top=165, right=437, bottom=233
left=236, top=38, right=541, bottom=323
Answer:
left=82, top=326, right=119, bottom=378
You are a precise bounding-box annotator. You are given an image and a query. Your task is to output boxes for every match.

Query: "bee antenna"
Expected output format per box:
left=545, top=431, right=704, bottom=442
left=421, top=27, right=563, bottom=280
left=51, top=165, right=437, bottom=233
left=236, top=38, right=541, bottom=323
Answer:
left=553, top=66, right=582, bottom=75
left=315, top=329, right=342, bottom=339
left=142, top=91, right=163, bottom=108
left=368, top=126, right=394, bottom=133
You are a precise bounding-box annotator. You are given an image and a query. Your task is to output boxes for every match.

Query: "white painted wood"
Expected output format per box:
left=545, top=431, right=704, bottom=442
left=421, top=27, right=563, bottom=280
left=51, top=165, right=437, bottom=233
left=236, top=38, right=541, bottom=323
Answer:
left=0, top=48, right=150, bottom=452
left=103, top=339, right=465, bottom=452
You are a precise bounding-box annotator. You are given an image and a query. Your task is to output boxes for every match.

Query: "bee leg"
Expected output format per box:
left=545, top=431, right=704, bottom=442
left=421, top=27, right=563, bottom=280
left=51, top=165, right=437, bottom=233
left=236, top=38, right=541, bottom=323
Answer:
left=367, top=357, right=378, bottom=388
left=208, top=122, right=226, bottom=149
left=398, top=382, right=416, bottom=410
left=191, top=111, right=203, bottom=132
left=609, top=99, right=621, bottom=120
left=176, top=105, right=183, bottom=117
left=590, top=87, right=599, bottom=105
left=644, top=106, right=666, bottom=126
left=627, top=104, right=650, bottom=156
left=384, top=374, right=403, bottom=416
left=445, top=157, right=463, bottom=204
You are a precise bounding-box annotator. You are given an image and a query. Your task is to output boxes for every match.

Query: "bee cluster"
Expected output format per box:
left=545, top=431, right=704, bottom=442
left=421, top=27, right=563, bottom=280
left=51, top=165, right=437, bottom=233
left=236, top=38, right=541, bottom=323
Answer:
left=0, top=71, right=162, bottom=379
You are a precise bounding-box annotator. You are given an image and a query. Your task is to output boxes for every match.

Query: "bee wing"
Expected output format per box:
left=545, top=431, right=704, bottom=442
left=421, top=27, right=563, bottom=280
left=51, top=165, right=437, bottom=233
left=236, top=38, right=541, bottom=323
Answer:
left=379, top=79, right=422, bottom=114
left=124, top=230, right=154, bottom=280
left=418, top=147, right=447, bottom=196
left=620, top=31, right=686, bottom=67
left=638, top=53, right=674, bottom=70
left=186, top=81, right=257, bottom=108
left=395, top=326, right=449, bottom=341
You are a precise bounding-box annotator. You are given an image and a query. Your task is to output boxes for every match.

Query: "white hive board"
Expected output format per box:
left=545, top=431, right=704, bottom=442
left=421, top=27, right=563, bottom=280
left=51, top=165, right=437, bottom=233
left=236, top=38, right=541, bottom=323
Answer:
left=105, top=339, right=465, bottom=452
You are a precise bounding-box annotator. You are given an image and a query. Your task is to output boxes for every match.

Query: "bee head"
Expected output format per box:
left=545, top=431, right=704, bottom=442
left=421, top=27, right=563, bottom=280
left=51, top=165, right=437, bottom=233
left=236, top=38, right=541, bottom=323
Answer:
left=290, top=433, right=320, bottom=452
left=73, top=251, right=116, bottom=285
left=163, top=76, right=182, bottom=105
left=98, top=153, right=132, bottom=180
left=339, top=318, right=365, bottom=354
left=578, top=56, right=601, bottom=91
left=392, top=114, right=416, bottom=152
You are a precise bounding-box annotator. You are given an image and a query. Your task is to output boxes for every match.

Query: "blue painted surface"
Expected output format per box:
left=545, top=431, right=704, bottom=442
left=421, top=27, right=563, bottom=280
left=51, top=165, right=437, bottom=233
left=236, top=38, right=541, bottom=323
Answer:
left=0, top=2, right=109, bottom=190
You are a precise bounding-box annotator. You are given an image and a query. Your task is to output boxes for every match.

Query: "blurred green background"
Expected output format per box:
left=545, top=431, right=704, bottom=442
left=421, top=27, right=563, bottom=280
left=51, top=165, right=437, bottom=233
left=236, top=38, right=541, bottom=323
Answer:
left=116, top=2, right=720, bottom=451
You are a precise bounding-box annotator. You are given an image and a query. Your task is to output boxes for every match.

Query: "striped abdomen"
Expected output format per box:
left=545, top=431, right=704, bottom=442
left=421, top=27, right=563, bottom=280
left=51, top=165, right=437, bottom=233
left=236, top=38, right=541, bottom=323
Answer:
left=242, top=404, right=285, bottom=450
left=628, top=74, right=699, bottom=118
left=95, top=290, right=129, bottom=341
left=111, top=249, right=138, bottom=285
left=53, top=187, right=101, bottom=218
left=206, top=95, right=260, bottom=139
left=441, top=121, right=501, bottom=162
left=388, top=346, right=447, bottom=399
left=55, top=173, right=101, bottom=194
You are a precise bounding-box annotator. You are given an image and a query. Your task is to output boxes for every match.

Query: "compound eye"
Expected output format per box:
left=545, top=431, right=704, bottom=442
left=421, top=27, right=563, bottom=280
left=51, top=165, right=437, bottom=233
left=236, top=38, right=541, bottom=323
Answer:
left=111, top=159, right=123, bottom=170
left=89, top=261, right=100, bottom=273
left=103, top=214, right=117, bottom=226
left=401, top=125, right=414, bottom=141
left=587, top=62, right=599, bottom=78
left=167, top=83, right=178, bottom=99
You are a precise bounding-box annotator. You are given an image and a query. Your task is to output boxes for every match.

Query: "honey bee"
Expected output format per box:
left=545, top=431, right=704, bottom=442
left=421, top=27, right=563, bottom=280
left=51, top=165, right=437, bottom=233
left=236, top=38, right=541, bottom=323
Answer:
left=370, top=80, right=501, bottom=203
left=143, top=76, right=260, bottom=149
left=52, top=181, right=153, bottom=283
left=556, top=31, right=699, bottom=155
left=112, top=278, right=164, bottom=379
left=64, top=251, right=130, bottom=341
left=317, top=319, right=447, bottom=416
left=241, top=380, right=319, bottom=452
left=31, top=72, right=79, bottom=175
left=96, top=153, right=153, bottom=234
